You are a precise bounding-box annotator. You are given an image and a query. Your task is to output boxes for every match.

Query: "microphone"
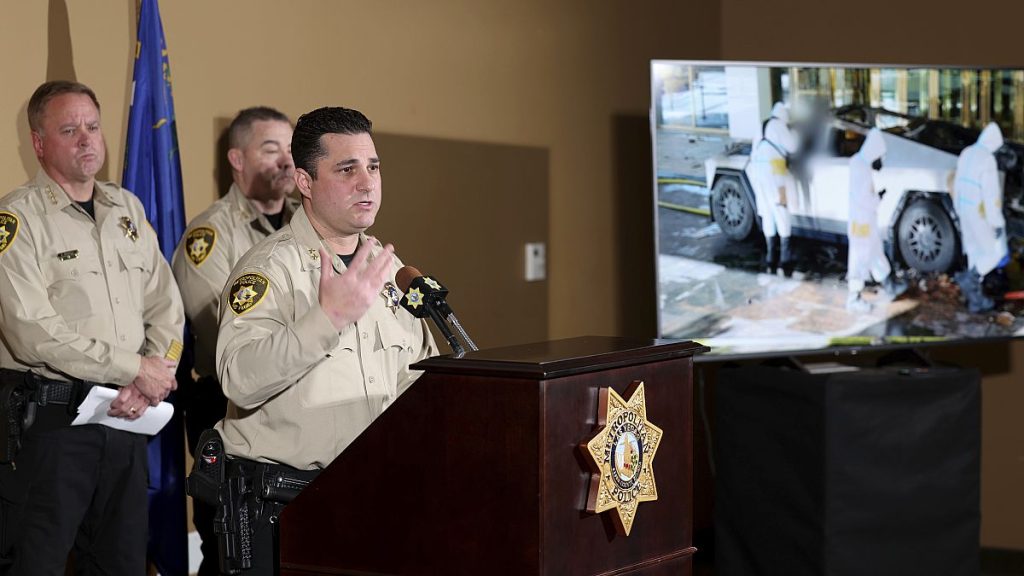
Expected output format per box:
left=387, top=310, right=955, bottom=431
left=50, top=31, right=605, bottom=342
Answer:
left=395, top=266, right=477, bottom=357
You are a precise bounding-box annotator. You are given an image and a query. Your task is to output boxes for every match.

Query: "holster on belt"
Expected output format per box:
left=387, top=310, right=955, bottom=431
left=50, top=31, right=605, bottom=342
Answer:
left=0, top=377, right=27, bottom=464
left=0, top=370, right=96, bottom=465
left=216, top=474, right=254, bottom=575
left=186, top=428, right=321, bottom=574
left=187, top=428, right=226, bottom=505
left=186, top=429, right=253, bottom=575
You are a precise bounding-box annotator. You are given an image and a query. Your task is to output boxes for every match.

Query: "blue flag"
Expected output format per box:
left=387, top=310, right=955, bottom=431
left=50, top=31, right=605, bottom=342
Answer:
left=122, top=0, right=188, bottom=574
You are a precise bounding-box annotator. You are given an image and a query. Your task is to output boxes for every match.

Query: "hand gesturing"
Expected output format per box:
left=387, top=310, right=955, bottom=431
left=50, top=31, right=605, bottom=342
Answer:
left=317, top=243, right=394, bottom=331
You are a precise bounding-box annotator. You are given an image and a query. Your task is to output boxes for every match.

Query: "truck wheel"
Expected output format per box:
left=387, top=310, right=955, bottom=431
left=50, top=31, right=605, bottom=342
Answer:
left=897, top=199, right=957, bottom=273
left=711, top=175, right=755, bottom=241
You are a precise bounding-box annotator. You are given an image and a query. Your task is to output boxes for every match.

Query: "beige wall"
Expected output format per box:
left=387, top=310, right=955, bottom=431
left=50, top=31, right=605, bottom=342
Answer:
left=0, top=0, right=711, bottom=344
left=720, top=0, right=1024, bottom=550
left=2, top=0, right=1020, bottom=552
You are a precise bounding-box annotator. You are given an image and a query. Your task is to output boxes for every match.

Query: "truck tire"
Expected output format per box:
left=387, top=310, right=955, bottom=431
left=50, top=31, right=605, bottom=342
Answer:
left=711, top=175, right=755, bottom=241
left=897, top=199, right=958, bottom=273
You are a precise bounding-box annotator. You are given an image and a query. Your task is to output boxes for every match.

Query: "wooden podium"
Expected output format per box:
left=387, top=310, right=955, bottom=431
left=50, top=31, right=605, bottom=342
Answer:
left=279, top=336, right=705, bottom=576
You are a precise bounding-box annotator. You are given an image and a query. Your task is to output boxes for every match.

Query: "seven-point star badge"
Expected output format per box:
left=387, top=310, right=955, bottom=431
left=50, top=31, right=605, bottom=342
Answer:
left=0, top=212, right=19, bottom=255
left=581, top=380, right=663, bottom=536
left=404, top=287, right=424, bottom=310
left=228, top=273, right=270, bottom=315
left=185, top=226, right=217, bottom=267
left=233, top=285, right=257, bottom=308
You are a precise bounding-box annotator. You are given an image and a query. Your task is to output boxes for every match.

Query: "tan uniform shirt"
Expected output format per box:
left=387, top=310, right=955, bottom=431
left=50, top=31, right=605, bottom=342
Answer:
left=171, top=184, right=299, bottom=378
left=215, top=205, right=437, bottom=469
left=0, top=171, right=184, bottom=384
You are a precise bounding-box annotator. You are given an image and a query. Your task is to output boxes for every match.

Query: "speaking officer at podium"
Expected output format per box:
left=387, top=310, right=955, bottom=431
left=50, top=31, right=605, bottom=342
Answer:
left=0, top=81, right=184, bottom=575
left=212, top=106, right=437, bottom=574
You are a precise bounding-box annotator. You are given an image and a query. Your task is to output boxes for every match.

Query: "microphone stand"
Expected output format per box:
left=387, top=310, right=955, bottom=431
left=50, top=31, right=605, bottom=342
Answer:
left=446, top=313, right=478, bottom=352
left=426, top=306, right=466, bottom=358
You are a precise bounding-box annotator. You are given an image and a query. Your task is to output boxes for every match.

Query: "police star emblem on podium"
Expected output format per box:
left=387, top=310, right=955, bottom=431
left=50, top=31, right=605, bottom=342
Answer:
left=581, top=380, right=662, bottom=536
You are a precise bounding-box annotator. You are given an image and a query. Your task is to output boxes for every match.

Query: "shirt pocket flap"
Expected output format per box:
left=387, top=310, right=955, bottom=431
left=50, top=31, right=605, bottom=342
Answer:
left=117, top=246, right=153, bottom=273
left=42, top=251, right=102, bottom=321
left=375, top=318, right=412, bottom=353
left=297, top=354, right=366, bottom=408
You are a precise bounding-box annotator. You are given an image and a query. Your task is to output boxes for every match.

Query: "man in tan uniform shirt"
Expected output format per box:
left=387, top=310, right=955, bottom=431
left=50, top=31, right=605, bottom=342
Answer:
left=171, top=107, right=298, bottom=576
left=0, top=81, right=183, bottom=575
left=213, top=106, right=436, bottom=574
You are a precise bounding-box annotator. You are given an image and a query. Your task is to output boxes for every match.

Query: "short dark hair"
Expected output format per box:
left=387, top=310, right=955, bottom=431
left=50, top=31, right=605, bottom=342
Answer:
left=227, top=106, right=292, bottom=149
left=292, top=107, right=373, bottom=179
left=28, top=81, right=101, bottom=131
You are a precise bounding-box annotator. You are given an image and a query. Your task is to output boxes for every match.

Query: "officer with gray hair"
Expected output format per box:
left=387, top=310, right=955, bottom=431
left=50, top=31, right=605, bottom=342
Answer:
left=0, top=80, right=183, bottom=575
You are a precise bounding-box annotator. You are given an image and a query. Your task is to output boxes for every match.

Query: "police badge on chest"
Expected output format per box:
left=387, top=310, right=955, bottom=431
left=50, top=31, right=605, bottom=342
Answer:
left=119, top=217, right=139, bottom=242
left=381, top=281, right=401, bottom=313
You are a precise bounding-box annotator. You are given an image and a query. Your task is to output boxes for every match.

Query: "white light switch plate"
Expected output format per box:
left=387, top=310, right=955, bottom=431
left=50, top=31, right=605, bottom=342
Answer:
left=525, top=242, right=546, bottom=281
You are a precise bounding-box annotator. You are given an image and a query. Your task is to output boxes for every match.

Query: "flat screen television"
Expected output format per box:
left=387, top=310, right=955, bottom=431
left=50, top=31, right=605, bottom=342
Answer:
left=651, top=61, right=1024, bottom=358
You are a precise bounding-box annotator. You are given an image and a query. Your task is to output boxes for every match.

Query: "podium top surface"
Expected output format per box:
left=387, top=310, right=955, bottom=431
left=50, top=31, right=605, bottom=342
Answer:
left=411, top=335, right=707, bottom=379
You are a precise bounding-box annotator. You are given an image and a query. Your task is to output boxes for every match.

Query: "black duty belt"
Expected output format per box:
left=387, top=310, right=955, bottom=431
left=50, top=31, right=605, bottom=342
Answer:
left=34, top=377, right=76, bottom=406
left=226, top=457, right=320, bottom=504
left=0, top=369, right=96, bottom=407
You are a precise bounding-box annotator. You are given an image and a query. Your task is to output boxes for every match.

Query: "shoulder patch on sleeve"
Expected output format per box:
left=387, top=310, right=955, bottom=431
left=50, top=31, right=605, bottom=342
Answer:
left=185, top=226, right=217, bottom=267
left=0, top=212, right=21, bottom=255
left=228, top=272, right=270, bottom=315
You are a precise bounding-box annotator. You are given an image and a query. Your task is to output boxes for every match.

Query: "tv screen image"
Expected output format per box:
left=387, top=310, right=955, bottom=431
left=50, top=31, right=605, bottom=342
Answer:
left=652, top=61, right=1024, bottom=357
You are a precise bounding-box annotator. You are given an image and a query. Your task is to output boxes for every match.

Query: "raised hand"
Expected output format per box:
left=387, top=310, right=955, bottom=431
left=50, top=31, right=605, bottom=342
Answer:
left=317, top=243, right=394, bottom=331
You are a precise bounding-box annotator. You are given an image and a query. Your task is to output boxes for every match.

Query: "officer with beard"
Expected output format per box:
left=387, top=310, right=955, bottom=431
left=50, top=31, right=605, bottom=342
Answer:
left=171, top=107, right=299, bottom=575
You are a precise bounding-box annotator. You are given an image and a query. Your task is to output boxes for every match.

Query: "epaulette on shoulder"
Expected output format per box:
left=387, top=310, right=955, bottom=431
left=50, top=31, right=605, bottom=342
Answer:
left=97, top=180, right=120, bottom=192
left=239, top=228, right=292, bottom=267
left=0, top=185, right=34, bottom=209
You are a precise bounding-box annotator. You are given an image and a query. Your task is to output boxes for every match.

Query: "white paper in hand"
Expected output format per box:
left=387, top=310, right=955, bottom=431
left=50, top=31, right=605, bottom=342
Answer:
left=71, top=386, right=174, bottom=436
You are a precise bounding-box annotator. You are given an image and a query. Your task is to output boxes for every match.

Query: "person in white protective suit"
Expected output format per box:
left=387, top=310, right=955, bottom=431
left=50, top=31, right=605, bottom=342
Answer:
left=846, top=128, right=906, bottom=312
left=747, top=101, right=798, bottom=275
left=953, top=121, right=1008, bottom=313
